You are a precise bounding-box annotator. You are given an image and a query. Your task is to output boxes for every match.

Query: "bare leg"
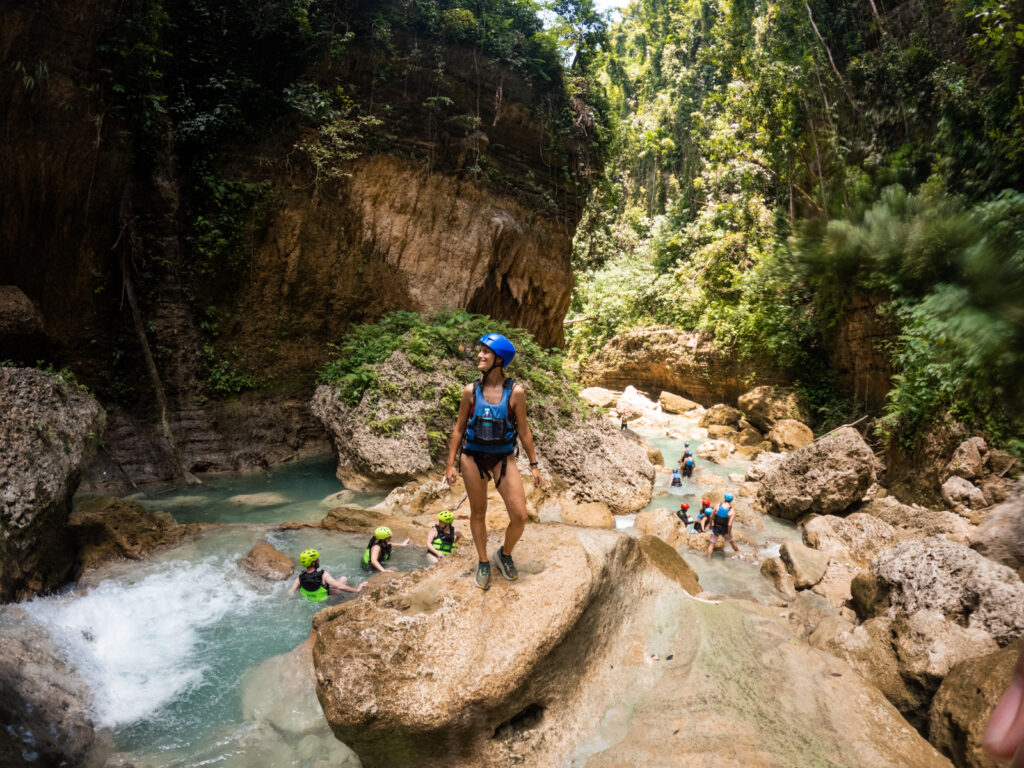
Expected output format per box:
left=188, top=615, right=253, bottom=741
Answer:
left=706, top=536, right=716, bottom=560
left=461, top=453, right=490, bottom=562
left=494, top=459, right=528, bottom=556
left=730, top=536, right=740, bottom=553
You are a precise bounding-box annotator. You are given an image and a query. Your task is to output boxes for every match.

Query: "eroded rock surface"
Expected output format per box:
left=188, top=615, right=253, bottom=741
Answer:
left=0, top=367, right=105, bottom=600
left=971, top=480, right=1024, bottom=570
left=861, top=537, right=1024, bottom=644
left=0, top=611, right=99, bottom=768
left=802, top=513, right=901, bottom=566
left=737, top=385, right=811, bottom=432
left=658, top=391, right=699, bottom=414
left=767, top=418, right=814, bottom=452
left=698, top=403, right=742, bottom=428
left=69, top=496, right=201, bottom=576
left=311, top=526, right=950, bottom=768
left=579, top=387, right=618, bottom=408
left=856, top=497, right=971, bottom=544
left=239, top=540, right=294, bottom=581
left=757, top=427, right=876, bottom=520
left=0, top=285, right=43, bottom=338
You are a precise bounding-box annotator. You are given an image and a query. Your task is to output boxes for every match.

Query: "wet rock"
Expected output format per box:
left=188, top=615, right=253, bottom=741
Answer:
left=579, top=387, right=618, bottom=408
left=0, top=613, right=99, bottom=768
left=658, top=391, right=700, bottom=414
left=767, top=419, right=814, bottom=452
left=0, top=285, right=43, bottom=338
left=696, top=438, right=734, bottom=464
left=311, top=526, right=950, bottom=768
left=646, top=447, right=664, bottom=466
left=745, top=450, right=786, bottom=481
left=615, top=385, right=659, bottom=421
left=239, top=540, right=294, bottom=581
left=784, top=590, right=836, bottom=638
left=760, top=556, right=797, bottom=599
left=226, top=492, right=291, bottom=506
left=802, top=513, right=901, bottom=566
left=941, top=476, right=987, bottom=512
left=944, top=437, right=988, bottom=481
left=0, top=366, right=105, bottom=600
left=697, top=403, right=742, bottom=428
left=971, top=480, right=1024, bottom=570
left=866, top=537, right=1024, bottom=645
left=737, top=385, right=812, bottom=432
left=69, top=496, right=201, bottom=576
left=856, top=497, right=971, bottom=544
left=757, top=427, right=876, bottom=521
left=780, top=540, right=829, bottom=588
left=929, top=638, right=1024, bottom=768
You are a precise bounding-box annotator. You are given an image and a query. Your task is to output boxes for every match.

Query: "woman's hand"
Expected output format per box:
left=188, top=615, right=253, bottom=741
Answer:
left=531, top=465, right=544, bottom=489
left=445, top=463, right=457, bottom=486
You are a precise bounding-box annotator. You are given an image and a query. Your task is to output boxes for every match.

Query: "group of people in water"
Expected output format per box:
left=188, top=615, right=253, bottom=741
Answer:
left=292, top=331, right=745, bottom=602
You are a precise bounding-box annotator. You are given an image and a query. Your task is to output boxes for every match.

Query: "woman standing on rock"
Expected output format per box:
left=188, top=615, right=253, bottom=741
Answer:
left=444, top=333, right=543, bottom=591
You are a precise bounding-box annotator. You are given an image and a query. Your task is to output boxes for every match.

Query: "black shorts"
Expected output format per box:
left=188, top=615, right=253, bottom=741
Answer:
left=711, top=524, right=730, bottom=537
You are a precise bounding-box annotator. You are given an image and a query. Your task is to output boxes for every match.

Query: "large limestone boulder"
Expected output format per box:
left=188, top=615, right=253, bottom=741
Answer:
left=780, top=540, right=829, bottom=588
left=0, top=285, right=44, bottom=338
left=68, top=496, right=201, bottom=576
left=697, top=403, right=742, bottom=428
left=578, top=387, right=618, bottom=408
left=757, top=427, right=876, bottom=520
left=859, top=537, right=1024, bottom=644
left=239, top=540, right=294, bottom=581
left=942, top=475, right=988, bottom=512
left=745, top=450, right=786, bottom=481
left=0, top=367, right=105, bottom=600
left=856, top=497, right=971, bottom=544
left=734, top=425, right=764, bottom=447
left=760, top=556, right=797, bottom=599
left=944, top=437, right=988, bottom=481
left=658, top=391, right=699, bottom=414
left=615, top=385, right=659, bottom=421
left=802, top=513, right=901, bottom=566
left=767, top=418, right=814, bottom=452
left=818, top=612, right=998, bottom=728
left=972, top=480, right=1024, bottom=570
left=929, top=638, right=1024, bottom=768
left=0, top=611, right=99, bottom=767
left=706, top=423, right=738, bottom=440
left=696, top=438, right=734, bottom=464
left=311, top=526, right=950, bottom=768
left=737, top=385, right=811, bottom=432
left=883, top=415, right=969, bottom=507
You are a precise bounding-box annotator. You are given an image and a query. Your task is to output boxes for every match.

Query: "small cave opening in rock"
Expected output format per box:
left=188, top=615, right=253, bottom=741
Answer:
left=492, top=703, right=545, bottom=740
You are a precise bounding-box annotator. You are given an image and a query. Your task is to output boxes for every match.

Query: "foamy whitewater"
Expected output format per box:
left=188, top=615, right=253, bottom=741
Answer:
left=23, top=556, right=270, bottom=729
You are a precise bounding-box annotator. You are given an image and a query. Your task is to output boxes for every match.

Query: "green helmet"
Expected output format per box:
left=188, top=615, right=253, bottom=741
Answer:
left=374, top=526, right=392, bottom=540
left=438, top=510, right=454, bottom=524
left=300, top=548, right=320, bottom=567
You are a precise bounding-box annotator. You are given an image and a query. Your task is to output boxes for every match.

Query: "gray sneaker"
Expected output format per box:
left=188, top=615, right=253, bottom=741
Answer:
left=493, top=549, right=518, bottom=581
left=474, top=562, right=491, bottom=590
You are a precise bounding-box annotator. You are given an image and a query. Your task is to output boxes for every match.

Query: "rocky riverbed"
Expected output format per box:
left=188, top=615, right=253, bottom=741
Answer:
left=1, top=368, right=1021, bottom=768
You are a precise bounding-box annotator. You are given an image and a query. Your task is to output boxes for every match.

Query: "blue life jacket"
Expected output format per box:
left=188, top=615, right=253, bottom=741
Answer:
left=684, top=457, right=694, bottom=467
left=464, top=379, right=517, bottom=454
left=672, top=469, right=681, bottom=478
left=715, top=503, right=731, bottom=520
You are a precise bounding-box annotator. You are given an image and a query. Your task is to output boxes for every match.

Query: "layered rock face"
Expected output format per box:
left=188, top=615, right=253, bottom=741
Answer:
left=311, top=526, right=949, bottom=768
left=0, top=367, right=105, bottom=600
left=579, top=327, right=788, bottom=404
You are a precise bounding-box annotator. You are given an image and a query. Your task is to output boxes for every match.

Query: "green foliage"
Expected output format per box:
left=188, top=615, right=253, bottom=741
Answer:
left=186, top=176, right=271, bottom=280
left=319, top=309, right=576, bottom=410
left=198, top=344, right=260, bottom=398
left=368, top=414, right=409, bottom=437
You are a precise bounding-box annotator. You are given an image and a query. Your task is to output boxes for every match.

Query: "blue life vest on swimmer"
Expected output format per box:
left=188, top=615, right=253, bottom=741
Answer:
left=299, top=569, right=329, bottom=602
left=464, top=379, right=517, bottom=454
left=684, top=456, right=694, bottom=467
left=362, top=537, right=392, bottom=569
left=431, top=524, right=456, bottom=554
left=715, top=503, right=732, bottom=521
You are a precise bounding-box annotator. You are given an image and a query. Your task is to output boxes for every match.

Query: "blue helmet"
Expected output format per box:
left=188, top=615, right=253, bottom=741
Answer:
left=724, top=493, right=734, bottom=502
left=478, top=333, right=516, bottom=366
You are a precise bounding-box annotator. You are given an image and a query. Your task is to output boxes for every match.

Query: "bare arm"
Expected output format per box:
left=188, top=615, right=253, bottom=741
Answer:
left=287, top=576, right=300, bottom=596
left=369, top=544, right=392, bottom=573
left=323, top=570, right=363, bottom=594
left=511, top=385, right=543, bottom=488
left=445, top=384, right=475, bottom=486
left=426, top=526, right=442, bottom=557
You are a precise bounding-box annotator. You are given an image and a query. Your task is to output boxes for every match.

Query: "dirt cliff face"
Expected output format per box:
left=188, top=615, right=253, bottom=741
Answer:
left=0, top=0, right=588, bottom=487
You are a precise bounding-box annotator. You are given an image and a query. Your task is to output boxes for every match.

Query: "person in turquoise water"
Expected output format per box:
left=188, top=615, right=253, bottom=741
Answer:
left=362, top=526, right=411, bottom=573
left=288, top=548, right=363, bottom=602
left=706, top=493, right=740, bottom=560
left=444, top=333, right=543, bottom=591
left=426, top=509, right=464, bottom=563
left=694, top=498, right=713, bottom=533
